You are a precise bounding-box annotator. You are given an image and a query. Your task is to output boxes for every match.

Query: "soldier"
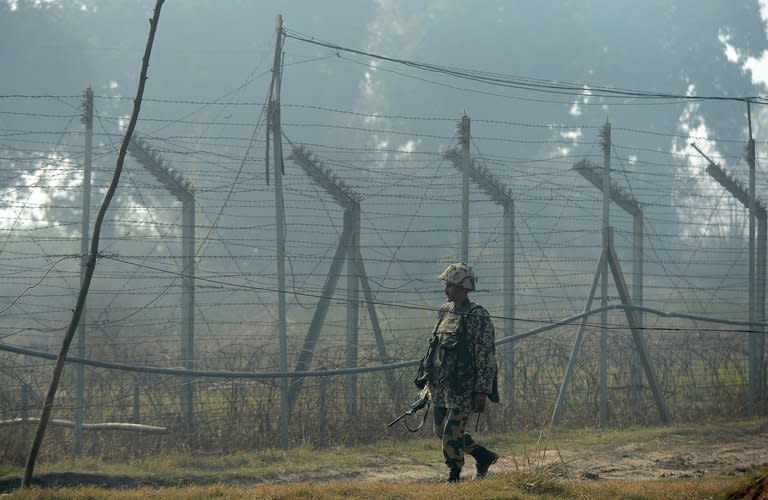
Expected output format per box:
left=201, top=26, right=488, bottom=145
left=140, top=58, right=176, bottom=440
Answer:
left=422, top=262, right=500, bottom=482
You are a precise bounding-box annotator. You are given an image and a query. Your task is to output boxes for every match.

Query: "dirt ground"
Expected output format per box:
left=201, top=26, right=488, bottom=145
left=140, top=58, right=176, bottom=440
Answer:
left=1, top=420, right=767, bottom=490
left=363, top=419, right=768, bottom=484
left=549, top=425, right=768, bottom=482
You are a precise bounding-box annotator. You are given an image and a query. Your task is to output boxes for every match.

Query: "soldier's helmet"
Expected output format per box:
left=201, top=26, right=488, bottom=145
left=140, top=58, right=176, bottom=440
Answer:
left=438, top=262, right=476, bottom=291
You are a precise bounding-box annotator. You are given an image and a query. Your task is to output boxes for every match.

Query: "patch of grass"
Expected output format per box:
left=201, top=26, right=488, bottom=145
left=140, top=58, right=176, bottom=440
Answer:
left=537, top=417, right=766, bottom=456
left=1, top=419, right=764, bottom=498
left=575, top=476, right=749, bottom=500
left=0, top=441, right=442, bottom=491
left=723, top=469, right=768, bottom=500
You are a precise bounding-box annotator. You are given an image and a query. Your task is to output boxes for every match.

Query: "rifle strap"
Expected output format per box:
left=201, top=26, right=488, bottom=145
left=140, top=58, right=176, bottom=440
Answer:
left=404, top=401, right=431, bottom=432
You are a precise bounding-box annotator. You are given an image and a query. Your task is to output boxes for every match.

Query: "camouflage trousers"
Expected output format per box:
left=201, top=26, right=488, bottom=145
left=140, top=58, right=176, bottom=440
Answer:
left=432, top=405, right=479, bottom=470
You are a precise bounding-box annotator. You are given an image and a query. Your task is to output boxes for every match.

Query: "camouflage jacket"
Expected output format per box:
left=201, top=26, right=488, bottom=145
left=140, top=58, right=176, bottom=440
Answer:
left=426, top=300, right=498, bottom=409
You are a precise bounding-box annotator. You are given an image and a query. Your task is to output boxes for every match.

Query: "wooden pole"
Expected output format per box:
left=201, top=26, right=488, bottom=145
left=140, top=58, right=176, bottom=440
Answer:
left=22, top=0, right=165, bottom=487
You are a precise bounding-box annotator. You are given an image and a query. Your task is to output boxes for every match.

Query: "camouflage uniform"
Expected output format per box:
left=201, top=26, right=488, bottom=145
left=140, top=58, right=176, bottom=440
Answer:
left=427, top=299, right=498, bottom=471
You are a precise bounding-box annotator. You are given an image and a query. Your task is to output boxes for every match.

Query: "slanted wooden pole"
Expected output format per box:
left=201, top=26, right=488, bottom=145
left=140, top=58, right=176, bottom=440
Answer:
left=22, top=0, right=165, bottom=487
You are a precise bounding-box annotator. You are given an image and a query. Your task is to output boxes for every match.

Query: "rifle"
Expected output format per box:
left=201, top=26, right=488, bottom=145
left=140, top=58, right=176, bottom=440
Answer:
left=388, top=388, right=430, bottom=431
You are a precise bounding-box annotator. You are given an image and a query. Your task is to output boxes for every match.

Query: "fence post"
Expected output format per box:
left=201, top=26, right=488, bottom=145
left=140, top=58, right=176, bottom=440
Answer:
left=133, top=381, right=141, bottom=423
left=318, top=370, right=327, bottom=444
left=75, top=86, right=93, bottom=458
left=21, top=384, right=29, bottom=447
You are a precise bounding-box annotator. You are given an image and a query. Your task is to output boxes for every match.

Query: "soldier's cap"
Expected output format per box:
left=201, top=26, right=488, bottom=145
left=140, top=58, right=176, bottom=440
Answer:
left=438, top=262, right=476, bottom=291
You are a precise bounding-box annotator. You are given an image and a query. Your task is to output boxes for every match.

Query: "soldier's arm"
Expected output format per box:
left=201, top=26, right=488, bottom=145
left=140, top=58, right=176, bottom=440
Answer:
left=468, top=307, right=497, bottom=396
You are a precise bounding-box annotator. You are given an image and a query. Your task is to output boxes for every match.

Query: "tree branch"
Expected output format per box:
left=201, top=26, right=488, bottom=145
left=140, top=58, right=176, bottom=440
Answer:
left=22, top=0, right=166, bottom=488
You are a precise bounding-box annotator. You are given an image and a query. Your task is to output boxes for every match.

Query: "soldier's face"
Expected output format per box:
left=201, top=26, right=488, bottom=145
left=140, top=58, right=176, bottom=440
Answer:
left=444, top=282, right=467, bottom=304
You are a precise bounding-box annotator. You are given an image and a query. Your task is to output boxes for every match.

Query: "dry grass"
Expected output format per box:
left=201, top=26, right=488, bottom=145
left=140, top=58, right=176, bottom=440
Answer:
left=2, top=420, right=765, bottom=499
left=4, top=475, right=746, bottom=499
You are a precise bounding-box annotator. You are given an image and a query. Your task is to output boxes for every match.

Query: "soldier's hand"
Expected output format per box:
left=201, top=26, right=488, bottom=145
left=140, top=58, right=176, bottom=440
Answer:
left=471, top=392, right=487, bottom=413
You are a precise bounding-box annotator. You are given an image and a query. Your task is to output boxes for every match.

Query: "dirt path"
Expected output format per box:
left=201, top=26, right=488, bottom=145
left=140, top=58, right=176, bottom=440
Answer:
left=360, top=420, right=768, bottom=483
left=560, top=426, right=768, bottom=481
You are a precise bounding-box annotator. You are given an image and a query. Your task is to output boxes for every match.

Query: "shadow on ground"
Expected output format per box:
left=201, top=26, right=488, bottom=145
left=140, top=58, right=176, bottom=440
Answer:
left=0, top=472, right=224, bottom=492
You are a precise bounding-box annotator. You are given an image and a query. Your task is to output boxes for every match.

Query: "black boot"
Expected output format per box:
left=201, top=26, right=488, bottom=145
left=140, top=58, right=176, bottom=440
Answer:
left=472, top=446, right=499, bottom=479
left=447, top=467, right=461, bottom=483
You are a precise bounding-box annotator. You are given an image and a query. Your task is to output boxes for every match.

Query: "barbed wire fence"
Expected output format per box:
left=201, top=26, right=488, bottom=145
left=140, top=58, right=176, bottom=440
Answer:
left=0, top=27, right=767, bottom=459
